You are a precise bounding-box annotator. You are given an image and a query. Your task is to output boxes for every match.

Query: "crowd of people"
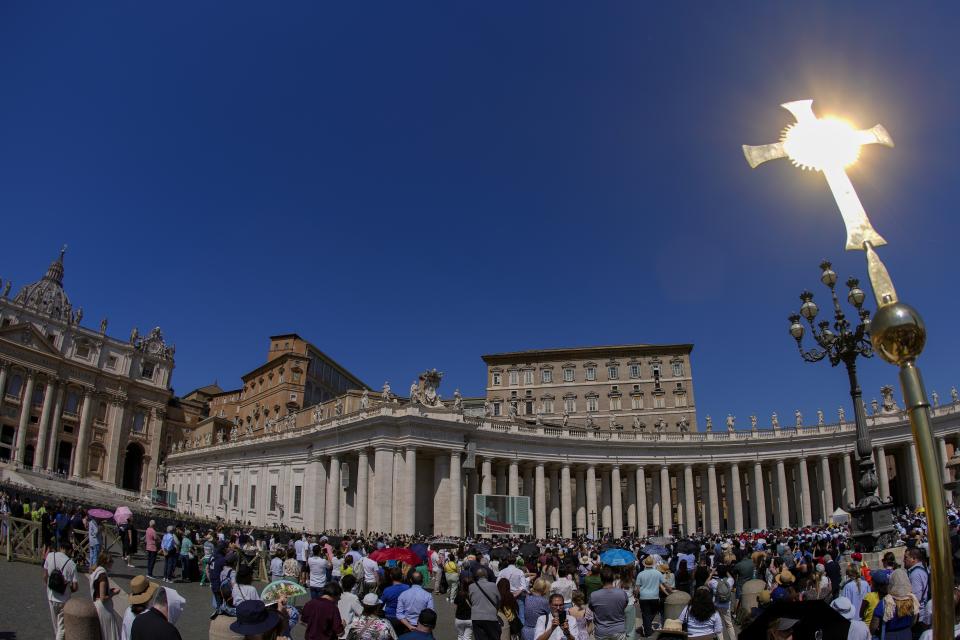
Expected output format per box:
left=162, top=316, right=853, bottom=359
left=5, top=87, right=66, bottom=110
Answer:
left=5, top=479, right=960, bottom=640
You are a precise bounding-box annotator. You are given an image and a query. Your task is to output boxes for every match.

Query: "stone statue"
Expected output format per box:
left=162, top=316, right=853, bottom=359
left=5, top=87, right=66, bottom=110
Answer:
left=312, top=407, right=322, bottom=423
left=838, top=407, right=846, bottom=422
left=726, top=414, right=735, bottom=432
left=535, top=411, right=543, bottom=426
left=632, top=415, right=641, bottom=430
left=2, top=281, right=9, bottom=298
left=74, top=307, right=83, bottom=324
left=771, top=412, right=779, bottom=429
left=230, top=424, right=239, bottom=440
left=130, top=327, right=139, bottom=344
left=194, top=436, right=200, bottom=448
left=562, top=412, right=569, bottom=427
left=817, top=409, right=825, bottom=426
left=794, top=410, right=802, bottom=427
left=216, top=431, right=224, bottom=444
left=264, top=419, right=273, bottom=434
left=381, top=381, right=392, bottom=404
left=483, top=400, right=491, bottom=417
left=655, top=418, right=666, bottom=432
left=99, top=318, right=108, bottom=334
left=360, top=389, right=370, bottom=410
left=932, top=391, right=940, bottom=408
left=409, top=381, right=419, bottom=404
left=508, top=401, right=518, bottom=418
left=704, top=415, right=713, bottom=431
left=245, top=421, right=253, bottom=435
left=335, top=398, right=344, bottom=416
left=952, top=387, right=959, bottom=403
left=679, top=415, right=690, bottom=433
left=871, top=398, right=879, bottom=415
left=587, top=414, right=597, bottom=430
left=750, top=415, right=758, bottom=431
left=880, top=385, right=900, bottom=413
left=613, top=419, right=623, bottom=431
left=453, top=388, right=463, bottom=412
left=608, top=415, right=615, bottom=430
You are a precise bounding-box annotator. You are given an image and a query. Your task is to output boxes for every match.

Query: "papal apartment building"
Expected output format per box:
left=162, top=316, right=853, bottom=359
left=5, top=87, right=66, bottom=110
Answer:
left=482, top=344, right=697, bottom=431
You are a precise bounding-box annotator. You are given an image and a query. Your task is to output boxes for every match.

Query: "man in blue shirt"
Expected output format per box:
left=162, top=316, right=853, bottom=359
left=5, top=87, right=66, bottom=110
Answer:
left=396, top=573, right=435, bottom=633
left=398, top=608, right=437, bottom=640
left=87, top=515, right=101, bottom=568
left=381, top=568, right=410, bottom=634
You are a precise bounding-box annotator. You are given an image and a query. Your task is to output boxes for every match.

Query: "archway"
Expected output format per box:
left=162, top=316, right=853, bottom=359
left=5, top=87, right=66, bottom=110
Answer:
left=122, top=442, right=145, bottom=492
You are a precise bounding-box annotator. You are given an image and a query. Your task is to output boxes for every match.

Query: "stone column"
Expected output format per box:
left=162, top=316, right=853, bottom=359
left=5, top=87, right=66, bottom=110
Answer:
left=71, top=388, right=94, bottom=478
left=753, top=462, right=766, bottom=529
left=798, top=457, right=812, bottom=525
left=776, top=460, right=790, bottom=527
left=820, top=455, right=834, bottom=515
left=523, top=467, right=535, bottom=528
left=938, top=437, right=949, bottom=484
left=575, top=469, right=587, bottom=534
left=105, top=398, right=128, bottom=486
left=842, top=452, right=856, bottom=507
left=707, top=463, right=720, bottom=533
left=450, top=451, right=462, bottom=536
left=660, top=465, right=672, bottom=534
left=600, top=468, right=612, bottom=533
left=356, top=450, right=369, bottom=531
left=586, top=465, right=598, bottom=538
left=326, top=453, right=341, bottom=531
left=392, top=449, right=404, bottom=529
left=373, top=447, right=393, bottom=532
left=561, top=464, right=572, bottom=538
left=535, top=463, right=546, bottom=538
left=683, top=465, right=695, bottom=534
left=404, top=446, right=417, bottom=534
left=909, top=442, right=924, bottom=507
left=611, top=465, right=623, bottom=538
left=14, top=370, right=36, bottom=465
left=729, top=462, right=743, bottom=532
left=626, top=469, right=637, bottom=534
left=145, top=408, right=164, bottom=492
left=496, top=464, right=507, bottom=495
left=45, top=384, right=65, bottom=471
left=0, top=363, right=7, bottom=417
left=34, top=379, right=57, bottom=471
left=549, top=467, right=561, bottom=534
left=481, top=459, right=493, bottom=494
left=875, top=446, right=890, bottom=501
left=507, top=460, right=519, bottom=497
left=636, top=466, right=648, bottom=536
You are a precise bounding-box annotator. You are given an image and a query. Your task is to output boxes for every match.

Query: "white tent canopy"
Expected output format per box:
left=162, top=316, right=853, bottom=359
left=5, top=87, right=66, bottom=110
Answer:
left=829, top=507, right=851, bottom=524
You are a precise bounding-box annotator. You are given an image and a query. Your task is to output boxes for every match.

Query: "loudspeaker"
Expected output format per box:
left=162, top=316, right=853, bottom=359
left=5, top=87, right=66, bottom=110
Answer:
left=462, top=441, right=476, bottom=470
left=341, top=461, right=350, bottom=488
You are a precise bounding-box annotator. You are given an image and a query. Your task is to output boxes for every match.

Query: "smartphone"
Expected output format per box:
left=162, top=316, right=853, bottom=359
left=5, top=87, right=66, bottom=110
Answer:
left=558, top=610, right=567, bottom=626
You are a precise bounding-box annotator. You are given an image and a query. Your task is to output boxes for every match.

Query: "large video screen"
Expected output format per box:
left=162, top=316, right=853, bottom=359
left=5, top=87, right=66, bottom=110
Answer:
left=474, top=494, right=531, bottom=535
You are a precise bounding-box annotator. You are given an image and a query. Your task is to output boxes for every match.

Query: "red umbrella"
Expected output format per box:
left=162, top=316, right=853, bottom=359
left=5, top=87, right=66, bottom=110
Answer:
left=369, top=547, right=422, bottom=566
left=88, top=508, right=114, bottom=520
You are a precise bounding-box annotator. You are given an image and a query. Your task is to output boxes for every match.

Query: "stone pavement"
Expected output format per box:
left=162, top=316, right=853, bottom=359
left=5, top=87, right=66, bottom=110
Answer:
left=0, top=550, right=458, bottom=640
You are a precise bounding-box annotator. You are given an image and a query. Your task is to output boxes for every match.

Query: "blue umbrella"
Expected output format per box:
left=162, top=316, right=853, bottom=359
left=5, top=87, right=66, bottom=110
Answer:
left=410, top=543, right=428, bottom=563
left=642, top=544, right=669, bottom=556
left=599, top=548, right=637, bottom=566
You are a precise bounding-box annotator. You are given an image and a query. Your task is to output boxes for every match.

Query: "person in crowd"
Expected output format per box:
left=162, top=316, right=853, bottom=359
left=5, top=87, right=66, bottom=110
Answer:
left=550, top=567, right=576, bottom=608
left=862, top=569, right=890, bottom=628
left=534, top=593, right=580, bottom=640
left=678, top=586, right=723, bottom=638
left=348, top=593, right=398, bottom=640
left=179, top=528, right=194, bottom=582
left=497, top=577, right=520, bottom=640
left=89, top=552, right=123, bottom=640
left=470, top=567, right=502, bottom=640
left=524, top=579, right=551, bottom=640
left=636, top=555, right=666, bottom=638
left=131, top=584, right=183, bottom=640
left=903, top=548, right=931, bottom=635
left=842, top=562, right=872, bottom=619
left=566, top=591, right=592, bottom=640
left=227, top=600, right=283, bottom=640
left=708, top=563, right=735, bottom=640
left=88, top=511, right=102, bottom=568
left=302, top=582, right=345, bottom=640
left=284, top=546, right=302, bottom=580
left=383, top=567, right=411, bottom=633
left=871, top=569, right=919, bottom=640
left=361, top=550, right=380, bottom=596
left=122, top=575, right=158, bottom=640
left=674, top=560, right=692, bottom=595
left=161, top=525, right=180, bottom=583
left=445, top=552, right=461, bottom=602
left=232, top=564, right=261, bottom=605
left=824, top=553, right=843, bottom=597
left=398, top=608, right=438, bottom=640
left=583, top=565, right=602, bottom=598
left=310, top=543, right=331, bottom=598
left=340, top=575, right=364, bottom=632
left=831, top=597, right=871, bottom=640
left=202, top=532, right=216, bottom=586
left=589, top=566, right=627, bottom=640
left=397, top=572, right=435, bottom=633
left=770, top=569, right=798, bottom=602
left=145, top=520, right=159, bottom=578
left=43, top=538, right=78, bottom=640
left=454, top=574, right=474, bottom=640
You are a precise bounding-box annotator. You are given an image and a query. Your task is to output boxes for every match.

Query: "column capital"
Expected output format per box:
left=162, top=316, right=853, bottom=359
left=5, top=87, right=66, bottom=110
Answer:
left=405, top=444, right=417, bottom=453
left=0, top=360, right=8, bottom=372
left=707, top=462, right=716, bottom=469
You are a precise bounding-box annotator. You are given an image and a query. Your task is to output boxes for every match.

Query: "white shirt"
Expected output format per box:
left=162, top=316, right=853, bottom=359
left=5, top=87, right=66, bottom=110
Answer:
left=338, top=591, right=363, bottom=633
left=498, top=564, right=528, bottom=595
left=551, top=577, right=576, bottom=603
left=362, top=556, right=379, bottom=583
left=534, top=613, right=581, bottom=640
left=309, top=556, right=329, bottom=588
left=43, top=551, right=77, bottom=603
left=679, top=606, right=723, bottom=637
left=847, top=619, right=871, bottom=640
left=295, top=538, right=308, bottom=562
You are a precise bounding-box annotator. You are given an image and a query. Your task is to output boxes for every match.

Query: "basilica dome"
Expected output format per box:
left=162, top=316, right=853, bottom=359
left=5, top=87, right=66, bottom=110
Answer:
left=13, top=248, right=73, bottom=323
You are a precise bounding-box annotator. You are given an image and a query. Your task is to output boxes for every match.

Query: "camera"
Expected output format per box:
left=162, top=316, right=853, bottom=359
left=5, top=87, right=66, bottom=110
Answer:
left=558, top=610, right=567, bottom=626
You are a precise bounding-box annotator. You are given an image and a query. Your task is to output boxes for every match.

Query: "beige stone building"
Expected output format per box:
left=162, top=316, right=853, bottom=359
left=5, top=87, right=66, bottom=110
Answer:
left=482, top=344, right=697, bottom=431
left=0, top=251, right=174, bottom=494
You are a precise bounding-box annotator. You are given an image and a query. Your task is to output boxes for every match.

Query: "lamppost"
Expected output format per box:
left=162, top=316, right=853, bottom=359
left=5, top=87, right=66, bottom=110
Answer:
left=745, top=99, right=955, bottom=640
left=788, top=261, right=896, bottom=548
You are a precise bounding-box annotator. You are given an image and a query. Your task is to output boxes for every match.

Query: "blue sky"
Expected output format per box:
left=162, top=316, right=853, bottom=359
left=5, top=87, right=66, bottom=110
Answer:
left=2, top=2, right=958, bottom=428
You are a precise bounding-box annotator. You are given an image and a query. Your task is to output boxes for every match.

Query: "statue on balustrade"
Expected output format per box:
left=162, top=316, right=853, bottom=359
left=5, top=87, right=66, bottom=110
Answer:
left=654, top=418, right=665, bottom=433
left=632, top=415, right=641, bottom=430
left=952, top=387, right=959, bottom=403
left=535, top=411, right=543, bottom=425
left=679, top=415, right=690, bottom=433
left=204, top=433, right=211, bottom=446
left=360, top=389, right=370, bottom=410
left=508, top=401, right=518, bottom=419
left=932, top=391, right=940, bottom=408
left=381, top=381, right=392, bottom=404
left=794, top=409, right=802, bottom=428
left=312, top=406, right=322, bottom=423
left=587, top=414, right=597, bottom=430
left=335, top=398, right=344, bottom=416
left=453, top=389, right=463, bottom=412
left=726, top=414, right=735, bottom=432
left=230, top=424, right=239, bottom=440
left=750, top=415, right=758, bottom=431
left=216, top=431, right=224, bottom=444
left=838, top=407, right=846, bottom=423
left=562, top=412, right=569, bottom=427
left=409, top=382, right=419, bottom=404
left=871, top=398, right=879, bottom=415
left=483, top=400, right=491, bottom=417
left=771, top=412, right=779, bottom=429
left=880, top=385, right=900, bottom=413
left=817, top=409, right=825, bottom=426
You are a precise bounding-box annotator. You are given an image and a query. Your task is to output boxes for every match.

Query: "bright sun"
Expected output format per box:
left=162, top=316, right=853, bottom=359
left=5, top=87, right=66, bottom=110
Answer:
left=781, top=117, right=863, bottom=171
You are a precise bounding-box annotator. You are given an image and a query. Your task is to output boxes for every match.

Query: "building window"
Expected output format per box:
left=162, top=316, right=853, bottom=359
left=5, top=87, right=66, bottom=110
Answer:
left=250, top=485, right=256, bottom=509
left=232, top=485, right=238, bottom=508
left=629, top=365, right=641, bottom=379
left=132, top=411, right=146, bottom=433
left=541, top=369, right=552, bottom=383
left=654, top=395, right=665, bottom=409
left=652, top=364, right=661, bottom=378
left=587, top=397, right=598, bottom=412
left=523, top=370, right=534, bottom=385
left=206, top=485, right=211, bottom=503
left=5, top=374, right=23, bottom=399
left=585, top=367, right=596, bottom=381
left=675, top=394, right=688, bottom=408
left=141, top=361, right=155, bottom=380
left=294, top=486, right=302, bottom=514
left=563, top=368, right=574, bottom=382
left=75, top=343, right=90, bottom=359
left=672, top=362, right=684, bottom=377
left=492, top=372, right=502, bottom=385
left=607, top=366, right=619, bottom=380
left=195, top=484, right=199, bottom=502
left=631, top=395, right=643, bottom=410
left=95, top=402, right=108, bottom=423
left=106, top=355, right=118, bottom=370
left=32, top=385, right=45, bottom=406
left=508, top=370, right=518, bottom=386
left=564, top=397, right=576, bottom=414
left=610, top=396, right=622, bottom=411
left=492, top=402, right=501, bottom=417
left=525, top=400, right=534, bottom=415
left=270, top=486, right=278, bottom=511
left=543, top=399, right=554, bottom=413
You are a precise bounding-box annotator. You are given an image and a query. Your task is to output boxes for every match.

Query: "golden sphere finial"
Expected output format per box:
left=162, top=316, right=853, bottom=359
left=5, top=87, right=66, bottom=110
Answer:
left=870, top=303, right=926, bottom=365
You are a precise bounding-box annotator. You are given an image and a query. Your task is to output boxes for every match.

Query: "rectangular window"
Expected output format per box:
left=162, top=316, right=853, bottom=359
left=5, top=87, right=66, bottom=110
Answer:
left=206, top=485, right=211, bottom=503
left=195, top=484, right=199, bottom=502
left=75, top=343, right=90, bottom=359
left=492, top=372, right=502, bottom=385
left=219, top=486, right=224, bottom=505
left=564, top=398, right=576, bottom=414
left=543, top=399, right=554, bottom=414
left=629, top=365, right=641, bottom=379
left=294, top=486, right=302, bottom=514
left=270, top=486, right=278, bottom=511
left=232, top=485, right=238, bottom=508
left=654, top=395, right=665, bottom=409
left=585, top=367, right=596, bottom=381
left=675, top=394, right=688, bottom=408
left=523, top=370, right=534, bottom=385
left=187, top=485, right=192, bottom=501
left=541, top=369, right=552, bottom=383
left=672, top=362, right=684, bottom=377
left=508, top=370, right=518, bottom=386
left=631, top=396, right=643, bottom=410
left=249, top=485, right=257, bottom=509
left=587, top=397, right=598, bottom=412
left=525, top=401, right=533, bottom=415
left=610, top=396, right=622, bottom=411
left=492, top=402, right=501, bottom=416
left=607, top=366, right=619, bottom=380
left=141, top=361, right=155, bottom=380
left=563, top=368, right=574, bottom=382
left=105, top=355, right=117, bottom=370
left=652, top=364, right=661, bottom=378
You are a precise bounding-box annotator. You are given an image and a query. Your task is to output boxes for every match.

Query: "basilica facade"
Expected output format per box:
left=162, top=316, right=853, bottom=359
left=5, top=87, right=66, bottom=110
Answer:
left=0, top=251, right=175, bottom=494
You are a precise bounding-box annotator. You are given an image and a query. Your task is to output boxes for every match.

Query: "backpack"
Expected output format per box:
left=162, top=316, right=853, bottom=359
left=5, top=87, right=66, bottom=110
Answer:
left=47, top=555, right=68, bottom=594
left=714, top=579, right=732, bottom=604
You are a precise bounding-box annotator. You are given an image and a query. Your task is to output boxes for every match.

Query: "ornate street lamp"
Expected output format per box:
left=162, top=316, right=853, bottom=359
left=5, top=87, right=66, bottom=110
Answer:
left=788, top=261, right=896, bottom=548
left=745, top=99, right=955, bottom=640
